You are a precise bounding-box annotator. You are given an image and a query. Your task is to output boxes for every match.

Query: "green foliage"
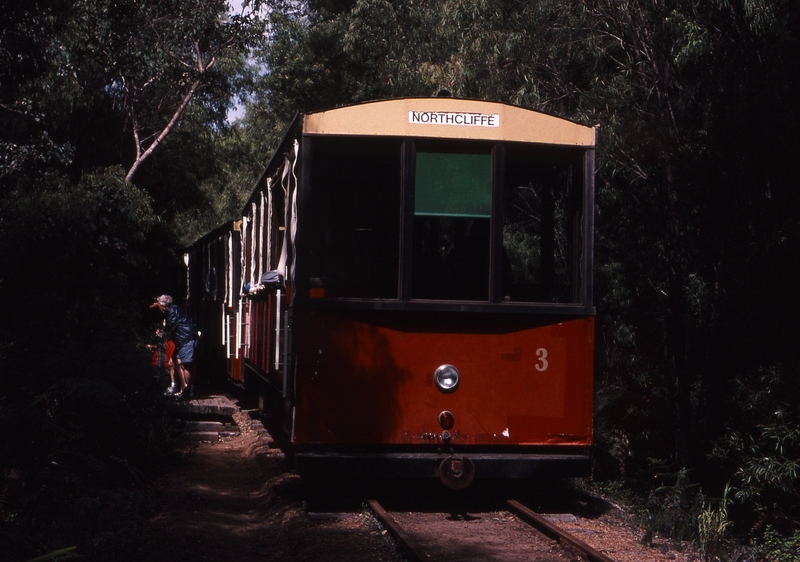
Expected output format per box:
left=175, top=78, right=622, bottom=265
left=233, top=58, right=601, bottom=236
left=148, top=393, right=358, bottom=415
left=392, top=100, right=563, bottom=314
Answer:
left=0, top=364, right=174, bottom=561
left=0, top=1, right=271, bottom=559
left=760, top=525, right=800, bottom=562
left=641, top=465, right=700, bottom=545
left=698, top=486, right=733, bottom=561
left=0, top=167, right=160, bottom=340
left=711, top=364, right=800, bottom=527
left=136, top=107, right=266, bottom=245
left=1, top=0, right=267, bottom=199
left=257, top=0, right=599, bottom=116
left=0, top=166, right=179, bottom=560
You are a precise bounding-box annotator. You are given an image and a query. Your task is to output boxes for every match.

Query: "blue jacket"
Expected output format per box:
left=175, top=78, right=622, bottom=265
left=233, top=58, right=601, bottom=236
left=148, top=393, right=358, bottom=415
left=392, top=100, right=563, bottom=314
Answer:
left=165, top=304, right=198, bottom=348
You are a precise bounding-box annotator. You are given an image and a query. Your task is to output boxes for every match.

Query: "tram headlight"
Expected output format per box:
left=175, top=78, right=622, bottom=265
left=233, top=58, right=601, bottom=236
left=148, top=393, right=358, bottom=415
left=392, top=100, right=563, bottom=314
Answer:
left=434, top=365, right=460, bottom=393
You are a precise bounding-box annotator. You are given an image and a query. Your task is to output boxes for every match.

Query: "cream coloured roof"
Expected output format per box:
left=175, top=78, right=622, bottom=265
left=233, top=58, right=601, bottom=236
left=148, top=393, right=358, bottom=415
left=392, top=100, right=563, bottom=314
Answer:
left=302, top=98, right=595, bottom=147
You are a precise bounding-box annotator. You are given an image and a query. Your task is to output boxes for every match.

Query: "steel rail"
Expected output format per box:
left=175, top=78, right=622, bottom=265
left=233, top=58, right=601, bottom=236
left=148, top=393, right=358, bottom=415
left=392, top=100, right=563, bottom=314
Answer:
left=368, top=497, right=615, bottom=562
left=507, top=499, right=616, bottom=562
left=366, top=499, right=430, bottom=562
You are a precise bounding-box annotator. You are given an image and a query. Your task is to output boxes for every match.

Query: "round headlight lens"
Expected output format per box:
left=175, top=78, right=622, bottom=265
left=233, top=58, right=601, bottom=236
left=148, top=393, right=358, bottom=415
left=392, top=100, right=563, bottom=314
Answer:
left=434, top=365, right=460, bottom=393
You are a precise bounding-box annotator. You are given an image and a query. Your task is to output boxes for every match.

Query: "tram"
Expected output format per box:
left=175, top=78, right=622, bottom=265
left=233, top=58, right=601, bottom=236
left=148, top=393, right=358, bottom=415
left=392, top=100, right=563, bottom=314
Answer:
left=186, top=98, right=597, bottom=489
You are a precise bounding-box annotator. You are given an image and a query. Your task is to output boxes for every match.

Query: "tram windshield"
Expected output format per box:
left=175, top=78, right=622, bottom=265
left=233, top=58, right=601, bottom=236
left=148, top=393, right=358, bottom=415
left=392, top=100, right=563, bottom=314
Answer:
left=412, top=149, right=492, bottom=301
left=306, top=136, right=401, bottom=298
left=305, top=137, right=586, bottom=306
left=502, top=145, right=583, bottom=304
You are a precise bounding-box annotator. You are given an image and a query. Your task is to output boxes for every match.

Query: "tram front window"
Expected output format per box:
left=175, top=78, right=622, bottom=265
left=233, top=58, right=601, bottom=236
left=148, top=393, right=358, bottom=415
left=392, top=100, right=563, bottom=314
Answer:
left=502, top=146, right=582, bottom=303
left=412, top=150, right=491, bottom=301
left=307, top=137, right=401, bottom=298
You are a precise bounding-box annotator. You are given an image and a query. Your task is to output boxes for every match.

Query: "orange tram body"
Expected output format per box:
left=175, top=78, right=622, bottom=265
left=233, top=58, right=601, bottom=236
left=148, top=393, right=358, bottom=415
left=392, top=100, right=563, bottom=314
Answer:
left=187, top=98, right=598, bottom=489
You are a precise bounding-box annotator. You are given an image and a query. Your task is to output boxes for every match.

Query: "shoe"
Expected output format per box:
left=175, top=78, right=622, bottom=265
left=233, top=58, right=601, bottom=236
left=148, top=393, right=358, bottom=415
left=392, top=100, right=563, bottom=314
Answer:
left=164, top=384, right=178, bottom=396
left=174, top=387, right=192, bottom=401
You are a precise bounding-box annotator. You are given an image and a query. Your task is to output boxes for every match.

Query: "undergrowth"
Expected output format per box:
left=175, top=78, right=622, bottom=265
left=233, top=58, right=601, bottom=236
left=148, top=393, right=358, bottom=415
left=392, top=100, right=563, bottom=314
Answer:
left=0, top=326, right=180, bottom=561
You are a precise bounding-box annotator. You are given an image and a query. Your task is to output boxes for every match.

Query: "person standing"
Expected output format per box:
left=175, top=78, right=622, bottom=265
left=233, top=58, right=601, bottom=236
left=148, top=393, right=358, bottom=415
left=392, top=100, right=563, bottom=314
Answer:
left=148, top=332, right=177, bottom=395
left=151, top=294, right=198, bottom=399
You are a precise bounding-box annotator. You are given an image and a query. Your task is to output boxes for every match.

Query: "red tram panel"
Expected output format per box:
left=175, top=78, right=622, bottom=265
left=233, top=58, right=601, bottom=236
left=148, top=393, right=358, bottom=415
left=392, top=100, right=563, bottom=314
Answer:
left=293, top=312, right=593, bottom=446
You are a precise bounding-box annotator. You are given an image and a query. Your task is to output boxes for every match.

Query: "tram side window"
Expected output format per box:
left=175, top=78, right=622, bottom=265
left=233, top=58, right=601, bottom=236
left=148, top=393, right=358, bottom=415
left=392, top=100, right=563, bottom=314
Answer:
left=412, top=146, right=491, bottom=301
left=307, top=137, right=401, bottom=299
left=502, top=146, right=582, bottom=303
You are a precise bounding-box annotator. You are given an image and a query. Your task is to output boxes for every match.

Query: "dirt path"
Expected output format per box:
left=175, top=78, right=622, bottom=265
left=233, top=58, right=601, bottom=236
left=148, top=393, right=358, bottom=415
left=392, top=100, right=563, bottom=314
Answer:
left=81, top=405, right=698, bottom=562
left=83, top=410, right=402, bottom=562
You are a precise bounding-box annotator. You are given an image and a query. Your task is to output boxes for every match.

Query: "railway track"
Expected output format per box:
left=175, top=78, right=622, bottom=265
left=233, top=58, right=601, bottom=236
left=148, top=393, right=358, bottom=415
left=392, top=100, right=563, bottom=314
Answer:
left=367, top=498, right=616, bottom=562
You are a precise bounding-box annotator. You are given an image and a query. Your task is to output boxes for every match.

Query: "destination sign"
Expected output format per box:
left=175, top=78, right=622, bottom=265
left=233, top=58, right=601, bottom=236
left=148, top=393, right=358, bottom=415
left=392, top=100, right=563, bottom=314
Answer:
left=408, top=110, right=500, bottom=128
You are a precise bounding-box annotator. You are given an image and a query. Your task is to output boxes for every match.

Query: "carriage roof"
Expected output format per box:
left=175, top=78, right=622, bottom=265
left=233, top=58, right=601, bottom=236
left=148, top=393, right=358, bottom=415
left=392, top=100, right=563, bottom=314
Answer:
left=302, top=98, right=596, bottom=146
left=243, top=98, right=596, bottom=212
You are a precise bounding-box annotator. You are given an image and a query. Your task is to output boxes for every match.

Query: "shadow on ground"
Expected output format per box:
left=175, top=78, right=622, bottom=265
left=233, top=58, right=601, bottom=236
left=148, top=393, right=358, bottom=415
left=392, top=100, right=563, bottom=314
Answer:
left=302, top=476, right=610, bottom=518
left=200, top=378, right=610, bottom=522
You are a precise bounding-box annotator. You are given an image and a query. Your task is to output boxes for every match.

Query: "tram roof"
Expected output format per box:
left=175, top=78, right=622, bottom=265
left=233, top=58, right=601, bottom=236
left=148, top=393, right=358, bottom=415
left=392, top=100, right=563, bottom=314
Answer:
left=242, top=98, right=596, bottom=210
left=302, top=98, right=596, bottom=147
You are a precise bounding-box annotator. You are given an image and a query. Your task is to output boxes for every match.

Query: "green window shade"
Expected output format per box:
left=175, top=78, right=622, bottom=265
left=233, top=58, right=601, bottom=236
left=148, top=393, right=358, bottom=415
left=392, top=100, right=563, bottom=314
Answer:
left=415, top=152, right=491, bottom=217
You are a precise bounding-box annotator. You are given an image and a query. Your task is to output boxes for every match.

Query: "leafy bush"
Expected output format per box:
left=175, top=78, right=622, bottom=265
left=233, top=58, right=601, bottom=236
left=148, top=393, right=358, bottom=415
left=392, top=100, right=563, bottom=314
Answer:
left=711, top=364, right=800, bottom=535
left=698, top=486, right=733, bottom=561
left=0, top=167, right=179, bottom=560
left=760, top=526, right=800, bottom=562
left=640, top=465, right=700, bottom=546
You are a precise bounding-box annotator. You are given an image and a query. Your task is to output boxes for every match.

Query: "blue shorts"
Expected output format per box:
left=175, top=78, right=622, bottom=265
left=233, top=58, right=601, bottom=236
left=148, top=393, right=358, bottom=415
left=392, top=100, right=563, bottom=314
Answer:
left=176, top=339, right=196, bottom=364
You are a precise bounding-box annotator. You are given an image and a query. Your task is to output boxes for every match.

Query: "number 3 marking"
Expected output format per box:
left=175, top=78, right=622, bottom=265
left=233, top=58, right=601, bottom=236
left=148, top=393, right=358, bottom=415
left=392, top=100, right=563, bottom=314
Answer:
left=535, top=348, right=548, bottom=371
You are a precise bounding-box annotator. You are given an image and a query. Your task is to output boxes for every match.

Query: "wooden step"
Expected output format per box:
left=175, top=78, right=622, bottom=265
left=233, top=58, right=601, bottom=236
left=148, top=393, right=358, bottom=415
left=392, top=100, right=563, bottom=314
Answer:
left=171, top=394, right=237, bottom=416
left=169, top=395, right=242, bottom=441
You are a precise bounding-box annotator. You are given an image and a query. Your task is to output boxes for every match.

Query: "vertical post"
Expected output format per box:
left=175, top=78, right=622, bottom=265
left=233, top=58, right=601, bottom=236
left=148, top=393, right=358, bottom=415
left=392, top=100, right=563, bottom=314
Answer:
left=282, top=309, right=291, bottom=399
left=183, top=252, right=190, bottom=301
left=583, top=129, right=597, bottom=309
left=490, top=143, right=505, bottom=303
left=274, top=290, right=282, bottom=371
left=399, top=139, right=415, bottom=301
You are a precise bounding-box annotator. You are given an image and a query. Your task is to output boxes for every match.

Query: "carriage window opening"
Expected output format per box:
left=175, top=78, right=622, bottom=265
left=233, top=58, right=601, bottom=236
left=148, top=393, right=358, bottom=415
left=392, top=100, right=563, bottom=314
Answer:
left=502, top=146, right=582, bottom=304
left=307, top=137, right=401, bottom=299
left=412, top=148, right=491, bottom=301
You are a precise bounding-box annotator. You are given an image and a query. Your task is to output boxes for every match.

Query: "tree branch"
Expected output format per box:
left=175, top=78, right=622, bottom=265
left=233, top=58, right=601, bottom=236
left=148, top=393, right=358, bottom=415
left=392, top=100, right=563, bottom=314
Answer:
left=125, top=75, right=201, bottom=182
left=125, top=38, right=218, bottom=182
left=131, top=107, right=141, bottom=162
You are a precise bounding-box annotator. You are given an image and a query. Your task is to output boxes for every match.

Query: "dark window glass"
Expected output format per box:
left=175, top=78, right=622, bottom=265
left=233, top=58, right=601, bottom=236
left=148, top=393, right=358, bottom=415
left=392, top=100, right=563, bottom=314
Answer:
left=307, top=137, right=401, bottom=298
left=412, top=146, right=491, bottom=301
left=502, top=145, right=583, bottom=303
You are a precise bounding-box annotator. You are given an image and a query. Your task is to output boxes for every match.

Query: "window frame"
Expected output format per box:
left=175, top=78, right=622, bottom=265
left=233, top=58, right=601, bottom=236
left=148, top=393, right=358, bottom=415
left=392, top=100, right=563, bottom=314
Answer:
left=296, top=134, right=595, bottom=315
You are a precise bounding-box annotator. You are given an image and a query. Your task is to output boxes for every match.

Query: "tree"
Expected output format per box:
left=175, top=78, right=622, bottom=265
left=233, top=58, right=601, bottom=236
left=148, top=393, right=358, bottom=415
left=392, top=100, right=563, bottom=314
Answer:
left=0, top=2, right=270, bottom=557
left=111, top=0, right=265, bottom=181
left=1, top=0, right=266, bottom=190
